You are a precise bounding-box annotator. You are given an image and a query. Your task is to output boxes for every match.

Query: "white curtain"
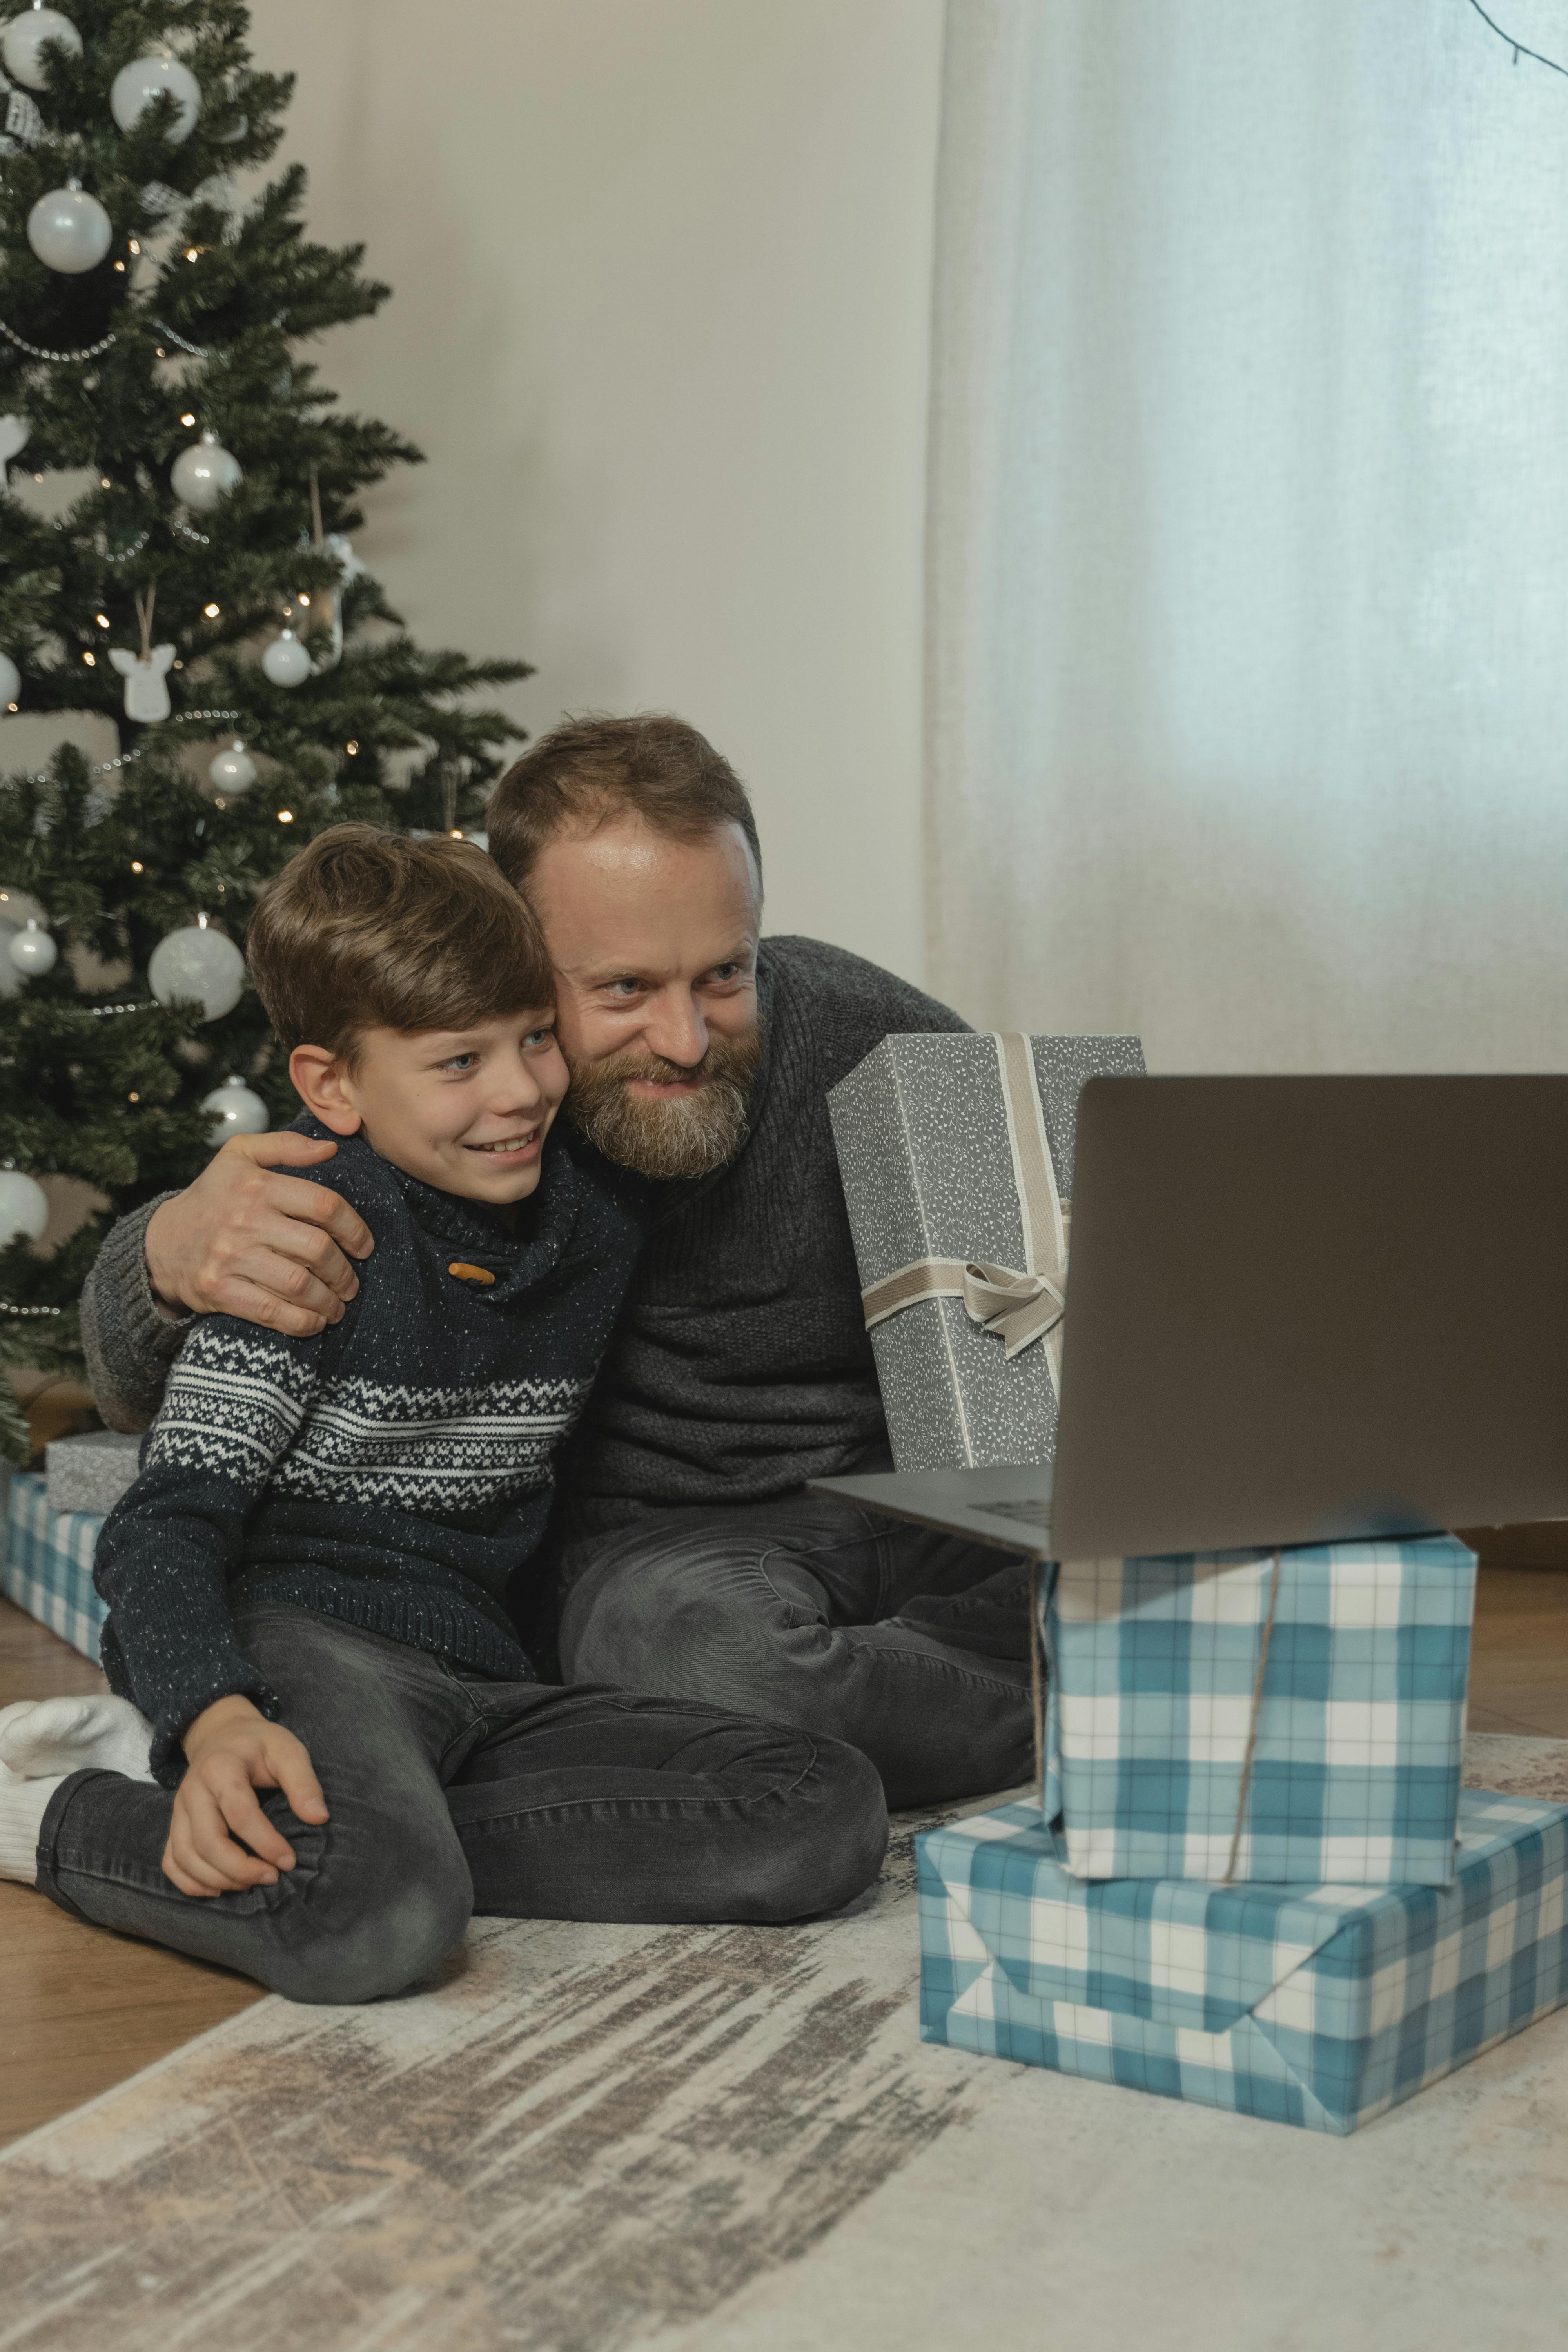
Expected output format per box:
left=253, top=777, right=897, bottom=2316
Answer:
left=927, top=0, right=1568, bottom=1070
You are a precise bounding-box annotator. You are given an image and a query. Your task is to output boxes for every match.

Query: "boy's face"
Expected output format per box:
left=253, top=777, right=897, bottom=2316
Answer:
left=290, top=1011, right=569, bottom=1208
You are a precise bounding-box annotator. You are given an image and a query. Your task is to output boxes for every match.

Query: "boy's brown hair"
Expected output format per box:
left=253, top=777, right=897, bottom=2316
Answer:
left=486, top=711, right=762, bottom=893
left=247, top=824, right=554, bottom=1060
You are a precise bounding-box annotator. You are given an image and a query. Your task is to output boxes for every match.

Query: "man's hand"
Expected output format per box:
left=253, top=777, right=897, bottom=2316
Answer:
left=143, top=1130, right=374, bottom=1336
left=164, top=1693, right=330, bottom=1897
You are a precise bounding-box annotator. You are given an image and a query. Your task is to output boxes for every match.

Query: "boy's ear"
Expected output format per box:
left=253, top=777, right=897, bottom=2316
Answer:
left=289, top=1044, right=363, bottom=1136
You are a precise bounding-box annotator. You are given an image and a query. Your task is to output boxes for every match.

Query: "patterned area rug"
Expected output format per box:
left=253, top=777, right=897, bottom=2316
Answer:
left=3, top=1734, right=1568, bottom=2352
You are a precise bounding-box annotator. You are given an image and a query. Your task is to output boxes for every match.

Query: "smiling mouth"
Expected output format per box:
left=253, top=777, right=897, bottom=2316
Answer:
left=465, top=1130, right=541, bottom=1158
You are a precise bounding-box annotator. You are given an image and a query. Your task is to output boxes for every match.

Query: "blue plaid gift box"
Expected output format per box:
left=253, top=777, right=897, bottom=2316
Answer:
left=918, top=1791, right=1568, bottom=2134
left=1042, top=1537, right=1476, bottom=1886
left=3, top=1470, right=107, bottom=1662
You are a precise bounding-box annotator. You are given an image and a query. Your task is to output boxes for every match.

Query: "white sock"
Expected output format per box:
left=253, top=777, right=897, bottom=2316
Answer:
left=0, top=1764, right=64, bottom=1884
left=0, top=1694, right=156, bottom=1784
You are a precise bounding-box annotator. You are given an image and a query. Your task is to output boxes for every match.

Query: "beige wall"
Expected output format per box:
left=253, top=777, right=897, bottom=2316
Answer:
left=247, top=0, right=944, bottom=989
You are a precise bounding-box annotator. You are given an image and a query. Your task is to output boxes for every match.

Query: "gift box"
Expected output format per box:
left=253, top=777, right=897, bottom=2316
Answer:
left=2, top=1470, right=107, bottom=1662
left=1042, top=1538, right=1476, bottom=1887
left=918, top=1789, right=1568, bottom=2134
left=46, top=1428, right=142, bottom=1515
left=828, top=1030, right=1145, bottom=1470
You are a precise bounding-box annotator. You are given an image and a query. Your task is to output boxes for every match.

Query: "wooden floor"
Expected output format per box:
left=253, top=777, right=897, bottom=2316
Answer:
left=3, top=1548, right=1568, bottom=2153
left=0, top=1598, right=264, bottom=2151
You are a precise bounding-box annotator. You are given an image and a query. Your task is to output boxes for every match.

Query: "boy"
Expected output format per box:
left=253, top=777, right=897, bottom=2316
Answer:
left=0, top=828, right=887, bottom=2000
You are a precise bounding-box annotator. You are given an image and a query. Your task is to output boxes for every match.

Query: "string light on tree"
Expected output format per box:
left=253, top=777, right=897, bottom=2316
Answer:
left=1, top=5, right=82, bottom=89
left=110, top=52, right=202, bottom=143
left=0, top=1165, right=48, bottom=1247
left=27, top=178, right=112, bottom=274
left=148, top=913, right=244, bottom=1022
left=201, top=1073, right=267, bottom=1147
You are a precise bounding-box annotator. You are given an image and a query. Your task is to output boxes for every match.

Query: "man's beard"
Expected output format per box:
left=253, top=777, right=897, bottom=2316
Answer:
left=566, top=1024, right=764, bottom=1180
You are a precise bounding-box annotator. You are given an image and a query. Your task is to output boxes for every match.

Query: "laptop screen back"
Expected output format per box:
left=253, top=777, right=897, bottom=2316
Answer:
left=1049, top=1075, right=1568, bottom=1559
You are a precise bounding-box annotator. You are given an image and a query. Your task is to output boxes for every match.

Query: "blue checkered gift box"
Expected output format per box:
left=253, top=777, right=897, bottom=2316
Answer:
left=3, top=1470, right=107, bottom=1662
left=918, top=1790, right=1568, bottom=2134
left=1041, top=1537, right=1476, bottom=1886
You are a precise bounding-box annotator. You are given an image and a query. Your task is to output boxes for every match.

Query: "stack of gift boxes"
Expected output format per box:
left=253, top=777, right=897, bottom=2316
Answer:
left=830, top=1033, right=1568, bottom=2136
left=2, top=1430, right=140, bottom=1663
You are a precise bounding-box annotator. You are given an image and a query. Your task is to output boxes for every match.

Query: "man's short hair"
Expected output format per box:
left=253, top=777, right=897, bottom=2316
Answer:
left=485, top=712, right=762, bottom=894
left=248, top=824, right=554, bottom=1060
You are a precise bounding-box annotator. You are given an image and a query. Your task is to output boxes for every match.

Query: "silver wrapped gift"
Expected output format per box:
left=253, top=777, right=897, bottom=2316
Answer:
left=45, top=1428, right=143, bottom=1515
left=828, top=1031, right=1145, bottom=1469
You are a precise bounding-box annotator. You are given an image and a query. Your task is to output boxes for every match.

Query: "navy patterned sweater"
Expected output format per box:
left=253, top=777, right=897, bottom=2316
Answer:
left=94, top=1117, right=647, bottom=1781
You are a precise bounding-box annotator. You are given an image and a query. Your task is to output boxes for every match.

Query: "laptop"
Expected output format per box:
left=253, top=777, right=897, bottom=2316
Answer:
left=811, top=1075, right=1568, bottom=1561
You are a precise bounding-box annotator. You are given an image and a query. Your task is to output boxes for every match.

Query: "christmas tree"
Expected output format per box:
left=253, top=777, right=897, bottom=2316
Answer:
left=0, top=0, right=530, bottom=1458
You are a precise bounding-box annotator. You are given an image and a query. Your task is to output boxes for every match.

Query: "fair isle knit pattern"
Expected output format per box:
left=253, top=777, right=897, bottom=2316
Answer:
left=154, top=1334, right=583, bottom=1513
left=95, top=1118, right=647, bottom=1780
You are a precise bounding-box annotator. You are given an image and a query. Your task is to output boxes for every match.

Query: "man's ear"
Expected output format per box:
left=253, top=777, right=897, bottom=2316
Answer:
left=289, top=1044, right=363, bottom=1135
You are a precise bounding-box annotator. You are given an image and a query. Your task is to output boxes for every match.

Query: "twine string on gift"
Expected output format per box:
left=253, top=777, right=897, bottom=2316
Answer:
left=1221, top=1547, right=1284, bottom=1886
left=858, top=1033, right=1071, bottom=1378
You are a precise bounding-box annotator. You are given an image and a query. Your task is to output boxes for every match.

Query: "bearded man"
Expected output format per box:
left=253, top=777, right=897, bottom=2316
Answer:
left=81, top=715, right=1033, bottom=1807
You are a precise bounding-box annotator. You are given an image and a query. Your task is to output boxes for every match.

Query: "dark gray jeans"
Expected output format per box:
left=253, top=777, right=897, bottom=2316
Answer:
left=36, top=1605, right=889, bottom=2005
left=558, top=1489, right=1035, bottom=1809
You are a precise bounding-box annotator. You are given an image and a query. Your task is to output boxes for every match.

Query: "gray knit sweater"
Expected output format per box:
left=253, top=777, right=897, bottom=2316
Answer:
left=81, top=936, right=970, bottom=1526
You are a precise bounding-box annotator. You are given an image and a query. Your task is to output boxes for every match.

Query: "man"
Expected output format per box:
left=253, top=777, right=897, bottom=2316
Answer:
left=83, top=714, right=1033, bottom=1807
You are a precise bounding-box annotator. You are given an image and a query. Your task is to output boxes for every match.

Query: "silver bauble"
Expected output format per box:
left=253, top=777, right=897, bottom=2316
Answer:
left=170, top=430, right=241, bottom=513
left=1, top=6, right=82, bottom=89
left=0, top=1166, right=48, bottom=1246
left=147, top=920, right=245, bottom=1022
left=27, top=180, right=112, bottom=274
left=261, top=629, right=311, bottom=688
left=201, top=1073, right=269, bottom=1148
left=110, top=53, right=201, bottom=144
left=208, top=738, right=256, bottom=795
left=8, top=917, right=56, bottom=976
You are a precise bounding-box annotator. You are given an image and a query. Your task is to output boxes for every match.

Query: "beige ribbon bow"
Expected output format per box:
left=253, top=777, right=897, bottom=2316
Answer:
left=858, top=1031, right=1070, bottom=1382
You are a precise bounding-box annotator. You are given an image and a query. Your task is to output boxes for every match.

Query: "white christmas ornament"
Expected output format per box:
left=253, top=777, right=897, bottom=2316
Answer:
left=8, top=916, right=55, bottom=976
left=0, top=1166, right=48, bottom=1246
left=171, top=430, right=241, bottom=513
left=208, top=738, right=256, bottom=795
left=261, top=628, right=310, bottom=688
left=2, top=5, right=81, bottom=89
left=148, top=916, right=245, bottom=1022
left=0, top=415, right=28, bottom=484
left=109, top=641, right=175, bottom=722
left=110, top=52, right=201, bottom=143
left=310, top=531, right=366, bottom=671
left=201, top=1073, right=268, bottom=1147
left=27, top=177, right=112, bottom=274
left=0, top=651, right=19, bottom=710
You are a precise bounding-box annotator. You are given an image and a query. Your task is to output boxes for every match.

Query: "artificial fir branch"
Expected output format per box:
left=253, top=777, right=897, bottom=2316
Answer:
left=0, top=3, right=534, bottom=1379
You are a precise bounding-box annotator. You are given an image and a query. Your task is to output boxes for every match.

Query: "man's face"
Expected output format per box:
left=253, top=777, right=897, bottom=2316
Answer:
left=526, top=815, right=763, bottom=1180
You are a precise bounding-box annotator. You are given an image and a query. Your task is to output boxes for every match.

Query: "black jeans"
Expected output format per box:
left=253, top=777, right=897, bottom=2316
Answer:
left=35, top=1606, right=889, bottom=2005
left=557, top=1490, right=1035, bottom=1809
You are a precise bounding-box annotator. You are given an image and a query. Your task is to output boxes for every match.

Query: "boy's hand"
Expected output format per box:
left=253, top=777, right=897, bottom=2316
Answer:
left=144, top=1129, right=374, bottom=1336
left=163, top=1693, right=330, bottom=1897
